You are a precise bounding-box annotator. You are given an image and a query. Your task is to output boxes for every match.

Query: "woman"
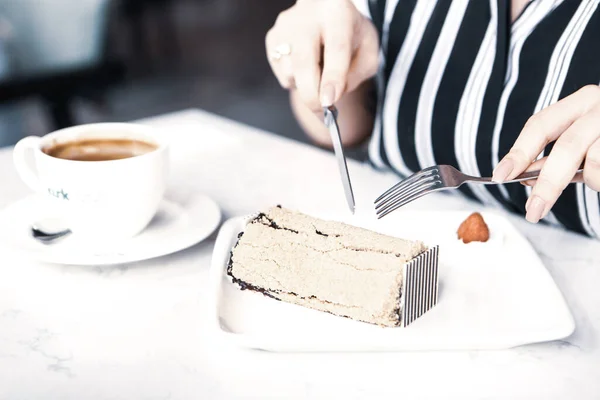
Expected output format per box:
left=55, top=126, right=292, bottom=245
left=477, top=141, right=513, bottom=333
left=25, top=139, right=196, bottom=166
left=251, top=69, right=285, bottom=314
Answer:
left=265, top=0, right=600, bottom=238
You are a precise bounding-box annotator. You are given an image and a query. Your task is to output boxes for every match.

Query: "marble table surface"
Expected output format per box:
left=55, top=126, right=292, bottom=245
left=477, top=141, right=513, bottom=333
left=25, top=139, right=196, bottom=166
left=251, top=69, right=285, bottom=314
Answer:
left=1, top=109, right=599, bottom=400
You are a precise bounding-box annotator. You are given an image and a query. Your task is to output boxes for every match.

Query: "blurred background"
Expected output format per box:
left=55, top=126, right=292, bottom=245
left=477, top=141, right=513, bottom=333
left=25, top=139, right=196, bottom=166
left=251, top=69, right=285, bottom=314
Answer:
left=0, top=0, right=331, bottom=152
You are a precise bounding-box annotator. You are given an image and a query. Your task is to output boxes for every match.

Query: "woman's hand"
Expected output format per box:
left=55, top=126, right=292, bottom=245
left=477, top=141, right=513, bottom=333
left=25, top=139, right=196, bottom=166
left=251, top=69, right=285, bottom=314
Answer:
left=492, top=85, right=600, bottom=223
left=265, top=0, right=379, bottom=111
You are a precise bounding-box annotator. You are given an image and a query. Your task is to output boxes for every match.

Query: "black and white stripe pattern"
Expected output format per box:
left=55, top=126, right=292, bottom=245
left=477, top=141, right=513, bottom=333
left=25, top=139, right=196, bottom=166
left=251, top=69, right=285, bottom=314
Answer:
left=455, top=0, right=500, bottom=207
left=491, top=0, right=565, bottom=211
left=526, top=0, right=598, bottom=227
left=380, top=0, right=438, bottom=175
left=402, top=245, right=439, bottom=327
left=355, top=0, right=600, bottom=238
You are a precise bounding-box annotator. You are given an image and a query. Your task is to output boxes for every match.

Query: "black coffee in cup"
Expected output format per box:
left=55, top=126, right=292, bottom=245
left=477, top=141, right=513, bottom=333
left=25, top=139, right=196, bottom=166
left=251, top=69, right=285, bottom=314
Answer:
left=43, top=138, right=157, bottom=161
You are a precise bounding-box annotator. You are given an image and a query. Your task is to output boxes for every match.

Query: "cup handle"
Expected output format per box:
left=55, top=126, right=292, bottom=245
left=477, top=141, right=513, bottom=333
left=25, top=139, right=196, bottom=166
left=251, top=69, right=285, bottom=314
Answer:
left=13, top=136, right=42, bottom=192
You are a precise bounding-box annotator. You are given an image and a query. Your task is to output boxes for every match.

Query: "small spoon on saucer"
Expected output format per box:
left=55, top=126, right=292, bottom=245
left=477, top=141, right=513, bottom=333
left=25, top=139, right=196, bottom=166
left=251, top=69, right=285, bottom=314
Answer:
left=31, top=224, right=71, bottom=244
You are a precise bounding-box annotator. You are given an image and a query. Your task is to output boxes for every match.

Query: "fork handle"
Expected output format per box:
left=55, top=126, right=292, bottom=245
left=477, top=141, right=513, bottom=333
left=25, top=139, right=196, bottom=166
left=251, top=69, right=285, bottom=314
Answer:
left=476, top=168, right=585, bottom=184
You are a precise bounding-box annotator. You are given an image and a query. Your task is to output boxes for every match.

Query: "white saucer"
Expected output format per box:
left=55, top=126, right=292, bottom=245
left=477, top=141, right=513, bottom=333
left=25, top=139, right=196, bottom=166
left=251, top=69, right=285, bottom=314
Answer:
left=0, top=193, right=221, bottom=265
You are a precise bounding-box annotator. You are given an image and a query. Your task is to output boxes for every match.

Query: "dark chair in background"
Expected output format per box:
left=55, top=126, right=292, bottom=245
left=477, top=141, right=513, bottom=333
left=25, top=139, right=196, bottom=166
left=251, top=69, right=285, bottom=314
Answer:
left=119, top=0, right=180, bottom=73
left=0, top=0, right=313, bottom=155
left=0, top=0, right=125, bottom=130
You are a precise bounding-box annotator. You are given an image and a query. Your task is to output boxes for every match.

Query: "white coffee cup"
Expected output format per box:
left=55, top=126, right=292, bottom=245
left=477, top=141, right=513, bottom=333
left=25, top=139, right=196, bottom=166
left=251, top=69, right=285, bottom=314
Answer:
left=13, top=123, right=169, bottom=241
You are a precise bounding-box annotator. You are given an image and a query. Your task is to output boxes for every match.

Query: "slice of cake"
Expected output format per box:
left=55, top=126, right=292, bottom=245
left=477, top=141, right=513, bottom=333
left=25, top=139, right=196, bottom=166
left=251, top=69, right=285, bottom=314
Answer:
left=227, top=206, right=439, bottom=327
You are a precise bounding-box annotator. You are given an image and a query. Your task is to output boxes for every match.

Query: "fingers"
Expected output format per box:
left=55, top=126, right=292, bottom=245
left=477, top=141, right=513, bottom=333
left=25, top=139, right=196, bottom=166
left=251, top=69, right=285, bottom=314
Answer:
left=291, top=31, right=322, bottom=111
left=490, top=84, right=600, bottom=224
left=493, top=85, right=600, bottom=183
left=519, top=157, right=584, bottom=187
left=346, top=19, right=379, bottom=93
left=266, top=30, right=295, bottom=89
left=584, top=138, right=600, bottom=191
left=319, top=11, right=353, bottom=106
left=519, top=158, right=547, bottom=187
left=321, top=14, right=379, bottom=104
left=266, top=10, right=322, bottom=111
left=266, top=1, right=379, bottom=113
left=525, top=105, right=600, bottom=223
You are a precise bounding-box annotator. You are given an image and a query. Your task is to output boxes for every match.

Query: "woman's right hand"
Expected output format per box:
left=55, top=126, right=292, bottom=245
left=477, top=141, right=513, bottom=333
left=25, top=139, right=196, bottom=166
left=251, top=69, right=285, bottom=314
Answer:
left=265, top=0, right=379, bottom=112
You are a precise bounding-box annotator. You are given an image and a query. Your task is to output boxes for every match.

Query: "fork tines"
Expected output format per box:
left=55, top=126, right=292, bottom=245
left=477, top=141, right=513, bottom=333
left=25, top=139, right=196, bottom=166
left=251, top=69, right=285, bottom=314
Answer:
left=374, top=166, right=443, bottom=219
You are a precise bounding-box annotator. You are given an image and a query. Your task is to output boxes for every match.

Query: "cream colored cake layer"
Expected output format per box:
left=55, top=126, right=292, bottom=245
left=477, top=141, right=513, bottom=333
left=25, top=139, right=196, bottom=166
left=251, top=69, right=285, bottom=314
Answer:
left=229, top=207, right=427, bottom=327
left=264, top=206, right=425, bottom=261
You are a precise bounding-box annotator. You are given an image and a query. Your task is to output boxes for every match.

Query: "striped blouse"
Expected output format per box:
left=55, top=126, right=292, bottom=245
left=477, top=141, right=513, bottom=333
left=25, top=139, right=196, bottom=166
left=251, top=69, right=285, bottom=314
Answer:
left=353, top=0, right=600, bottom=238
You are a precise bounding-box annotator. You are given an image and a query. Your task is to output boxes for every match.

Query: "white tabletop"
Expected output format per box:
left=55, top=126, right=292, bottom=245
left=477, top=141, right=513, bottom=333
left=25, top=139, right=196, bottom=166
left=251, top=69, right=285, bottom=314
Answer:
left=1, top=109, right=599, bottom=400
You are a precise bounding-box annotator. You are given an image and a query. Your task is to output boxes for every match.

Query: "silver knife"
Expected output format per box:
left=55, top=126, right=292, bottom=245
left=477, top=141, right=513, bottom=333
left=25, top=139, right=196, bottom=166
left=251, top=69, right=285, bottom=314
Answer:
left=323, top=105, right=355, bottom=214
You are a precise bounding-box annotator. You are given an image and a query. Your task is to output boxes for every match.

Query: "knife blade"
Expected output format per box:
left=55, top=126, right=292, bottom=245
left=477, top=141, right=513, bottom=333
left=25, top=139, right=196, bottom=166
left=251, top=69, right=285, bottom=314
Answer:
left=323, top=105, right=355, bottom=214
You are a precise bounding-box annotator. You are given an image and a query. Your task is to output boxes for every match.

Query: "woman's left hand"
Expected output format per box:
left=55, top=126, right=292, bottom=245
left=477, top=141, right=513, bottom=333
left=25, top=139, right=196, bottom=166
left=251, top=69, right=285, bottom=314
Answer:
left=492, top=84, right=600, bottom=223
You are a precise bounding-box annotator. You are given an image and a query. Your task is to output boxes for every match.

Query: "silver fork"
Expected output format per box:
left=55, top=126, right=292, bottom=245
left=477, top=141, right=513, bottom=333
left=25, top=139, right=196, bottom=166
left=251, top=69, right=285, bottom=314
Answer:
left=374, top=165, right=584, bottom=219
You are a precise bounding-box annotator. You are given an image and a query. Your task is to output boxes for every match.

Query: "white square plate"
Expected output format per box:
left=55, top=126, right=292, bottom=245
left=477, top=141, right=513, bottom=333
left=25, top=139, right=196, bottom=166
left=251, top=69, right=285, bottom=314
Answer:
left=208, top=211, right=575, bottom=352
